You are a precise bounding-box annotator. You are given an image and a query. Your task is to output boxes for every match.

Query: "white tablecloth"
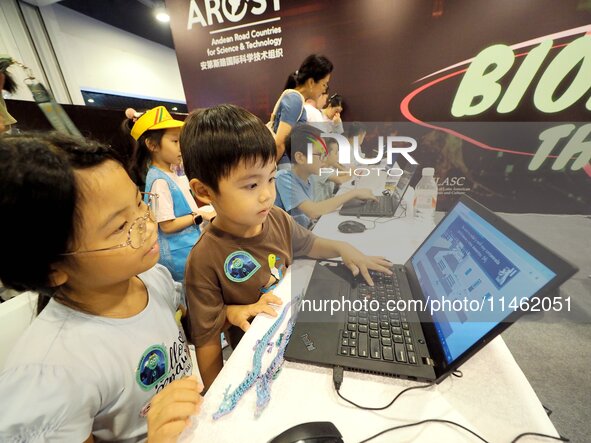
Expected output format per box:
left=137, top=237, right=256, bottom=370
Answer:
left=184, top=201, right=559, bottom=443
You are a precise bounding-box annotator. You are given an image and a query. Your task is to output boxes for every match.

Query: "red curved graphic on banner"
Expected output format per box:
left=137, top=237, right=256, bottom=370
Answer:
left=401, top=43, right=591, bottom=177
left=415, top=24, right=591, bottom=82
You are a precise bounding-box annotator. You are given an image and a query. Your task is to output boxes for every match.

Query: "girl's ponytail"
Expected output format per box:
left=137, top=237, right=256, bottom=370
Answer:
left=287, top=54, right=333, bottom=89
left=121, top=115, right=150, bottom=191
left=283, top=71, right=298, bottom=90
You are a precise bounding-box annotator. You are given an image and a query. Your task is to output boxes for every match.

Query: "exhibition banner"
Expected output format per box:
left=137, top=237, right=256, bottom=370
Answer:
left=167, top=0, right=591, bottom=213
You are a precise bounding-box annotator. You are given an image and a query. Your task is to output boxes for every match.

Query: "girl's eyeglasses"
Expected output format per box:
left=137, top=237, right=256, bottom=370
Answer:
left=62, top=193, right=158, bottom=255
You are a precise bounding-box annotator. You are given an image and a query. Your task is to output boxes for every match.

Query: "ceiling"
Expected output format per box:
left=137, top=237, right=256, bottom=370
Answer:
left=58, top=0, right=175, bottom=48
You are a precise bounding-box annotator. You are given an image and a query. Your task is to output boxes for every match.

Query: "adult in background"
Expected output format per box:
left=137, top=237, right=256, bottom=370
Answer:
left=304, top=90, right=328, bottom=123
left=322, top=93, right=344, bottom=134
left=269, top=54, right=333, bottom=168
left=0, top=56, right=18, bottom=134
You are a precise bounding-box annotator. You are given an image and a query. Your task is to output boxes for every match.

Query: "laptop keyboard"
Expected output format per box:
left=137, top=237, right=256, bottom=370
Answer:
left=362, top=196, right=393, bottom=214
left=338, top=270, right=418, bottom=365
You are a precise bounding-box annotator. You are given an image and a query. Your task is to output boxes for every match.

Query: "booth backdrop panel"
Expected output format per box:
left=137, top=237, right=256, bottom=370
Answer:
left=166, top=0, right=591, bottom=214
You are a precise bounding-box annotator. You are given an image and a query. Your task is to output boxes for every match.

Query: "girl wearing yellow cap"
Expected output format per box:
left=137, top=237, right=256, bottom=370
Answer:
left=125, top=106, right=214, bottom=282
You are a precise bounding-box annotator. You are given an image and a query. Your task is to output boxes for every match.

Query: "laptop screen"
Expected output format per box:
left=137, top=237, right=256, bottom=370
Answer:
left=393, top=164, right=417, bottom=200
left=410, top=201, right=556, bottom=364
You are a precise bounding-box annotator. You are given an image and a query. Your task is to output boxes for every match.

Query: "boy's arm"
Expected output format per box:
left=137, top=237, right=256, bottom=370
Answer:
left=195, top=337, right=223, bottom=391
left=285, top=206, right=390, bottom=286
left=327, top=174, right=354, bottom=186
left=298, top=188, right=377, bottom=219
left=185, top=253, right=227, bottom=391
left=307, top=238, right=392, bottom=286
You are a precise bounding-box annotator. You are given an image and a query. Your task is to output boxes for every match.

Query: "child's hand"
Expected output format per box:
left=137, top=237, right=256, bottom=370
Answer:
left=147, top=376, right=203, bottom=443
left=227, top=293, right=283, bottom=332
left=355, top=188, right=378, bottom=201
left=338, top=243, right=392, bottom=286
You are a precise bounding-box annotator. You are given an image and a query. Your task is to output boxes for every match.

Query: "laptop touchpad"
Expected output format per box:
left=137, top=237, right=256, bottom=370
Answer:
left=308, top=279, right=349, bottom=300
left=302, top=279, right=349, bottom=322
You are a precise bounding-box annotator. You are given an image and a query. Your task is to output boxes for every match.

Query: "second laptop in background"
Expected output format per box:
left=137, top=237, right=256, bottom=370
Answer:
left=339, top=162, right=417, bottom=217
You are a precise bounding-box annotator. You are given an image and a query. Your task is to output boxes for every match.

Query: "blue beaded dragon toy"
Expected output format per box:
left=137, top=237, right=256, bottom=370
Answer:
left=212, top=295, right=300, bottom=419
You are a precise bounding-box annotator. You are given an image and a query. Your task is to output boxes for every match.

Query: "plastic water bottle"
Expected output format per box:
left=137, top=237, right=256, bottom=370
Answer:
left=403, top=185, right=414, bottom=218
left=414, top=167, right=437, bottom=223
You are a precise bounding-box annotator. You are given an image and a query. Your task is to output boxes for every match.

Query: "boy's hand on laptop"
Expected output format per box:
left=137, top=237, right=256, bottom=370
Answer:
left=355, top=188, right=378, bottom=201
left=338, top=243, right=392, bottom=286
left=227, top=293, right=283, bottom=332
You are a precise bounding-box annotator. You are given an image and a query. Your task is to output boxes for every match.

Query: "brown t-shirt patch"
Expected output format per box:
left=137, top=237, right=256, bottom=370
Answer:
left=185, top=206, right=316, bottom=346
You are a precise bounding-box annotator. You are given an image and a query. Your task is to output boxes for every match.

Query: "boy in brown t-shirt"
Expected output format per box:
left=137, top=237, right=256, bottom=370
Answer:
left=180, top=104, right=392, bottom=389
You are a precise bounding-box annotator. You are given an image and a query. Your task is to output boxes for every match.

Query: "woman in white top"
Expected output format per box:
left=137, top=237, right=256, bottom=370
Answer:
left=304, top=91, right=328, bottom=123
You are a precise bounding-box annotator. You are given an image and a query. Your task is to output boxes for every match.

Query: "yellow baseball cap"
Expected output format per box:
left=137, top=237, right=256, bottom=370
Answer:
left=130, top=106, right=184, bottom=140
left=0, top=95, right=16, bottom=126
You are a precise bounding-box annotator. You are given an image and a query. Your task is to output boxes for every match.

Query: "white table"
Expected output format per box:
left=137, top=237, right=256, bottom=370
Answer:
left=184, top=204, right=560, bottom=443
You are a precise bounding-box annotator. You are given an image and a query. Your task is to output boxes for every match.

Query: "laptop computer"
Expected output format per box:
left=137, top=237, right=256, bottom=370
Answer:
left=285, top=195, right=578, bottom=383
left=339, top=163, right=417, bottom=217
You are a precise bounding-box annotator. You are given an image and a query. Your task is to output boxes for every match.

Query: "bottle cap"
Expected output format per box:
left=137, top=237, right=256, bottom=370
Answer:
left=422, top=167, right=435, bottom=176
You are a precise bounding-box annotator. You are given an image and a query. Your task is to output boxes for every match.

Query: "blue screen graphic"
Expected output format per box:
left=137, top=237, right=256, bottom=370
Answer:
left=411, top=202, right=556, bottom=364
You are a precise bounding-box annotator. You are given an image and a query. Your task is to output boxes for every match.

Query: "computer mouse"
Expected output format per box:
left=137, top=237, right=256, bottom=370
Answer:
left=338, top=220, right=366, bottom=233
left=268, top=421, right=343, bottom=443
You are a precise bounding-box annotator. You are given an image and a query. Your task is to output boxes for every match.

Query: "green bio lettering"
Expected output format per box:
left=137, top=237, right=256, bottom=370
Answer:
left=452, top=35, right=591, bottom=117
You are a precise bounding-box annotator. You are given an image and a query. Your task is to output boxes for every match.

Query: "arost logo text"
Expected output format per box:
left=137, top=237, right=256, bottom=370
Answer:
left=187, top=0, right=281, bottom=29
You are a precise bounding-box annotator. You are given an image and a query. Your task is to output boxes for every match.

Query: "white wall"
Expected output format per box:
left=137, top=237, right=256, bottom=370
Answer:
left=0, top=0, right=57, bottom=102
left=41, top=4, right=186, bottom=105
left=0, top=1, right=186, bottom=106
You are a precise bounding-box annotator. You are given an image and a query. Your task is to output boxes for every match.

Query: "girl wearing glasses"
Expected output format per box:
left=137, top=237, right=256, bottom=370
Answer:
left=124, top=106, right=215, bottom=282
left=0, top=133, right=203, bottom=442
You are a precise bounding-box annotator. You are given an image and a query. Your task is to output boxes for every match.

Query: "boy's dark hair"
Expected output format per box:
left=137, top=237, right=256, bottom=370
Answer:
left=345, top=121, right=367, bottom=139
left=180, top=104, right=275, bottom=193
left=326, top=93, right=343, bottom=109
left=0, top=132, right=122, bottom=311
left=121, top=118, right=166, bottom=191
left=284, top=54, right=334, bottom=90
left=286, top=124, right=324, bottom=162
